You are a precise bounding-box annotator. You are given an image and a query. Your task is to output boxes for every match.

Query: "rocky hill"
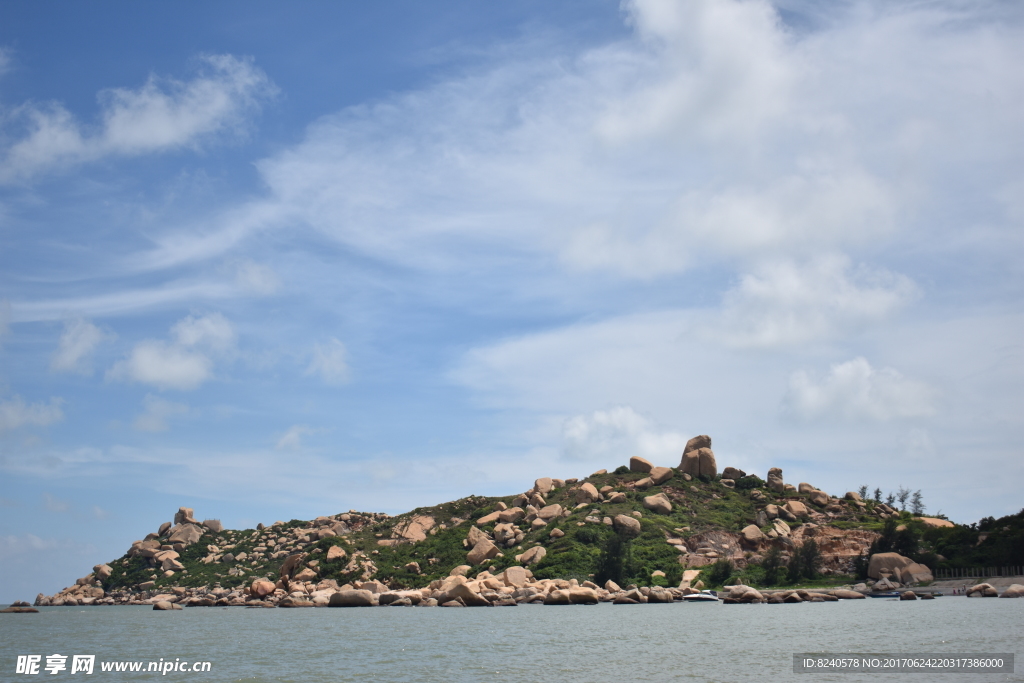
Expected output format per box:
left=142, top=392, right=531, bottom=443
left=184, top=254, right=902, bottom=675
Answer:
left=36, top=434, right=1002, bottom=608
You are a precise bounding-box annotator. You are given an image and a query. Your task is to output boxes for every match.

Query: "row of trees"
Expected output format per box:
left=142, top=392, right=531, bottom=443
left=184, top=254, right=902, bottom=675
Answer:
left=857, top=485, right=925, bottom=514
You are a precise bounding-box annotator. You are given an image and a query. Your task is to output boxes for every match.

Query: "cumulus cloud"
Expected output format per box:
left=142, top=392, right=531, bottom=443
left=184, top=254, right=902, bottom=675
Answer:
left=561, top=406, right=688, bottom=463
left=784, top=357, right=937, bottom=421
left=714, top=255, right=919, bottom=347
left=306, top=338, right=350, bottom=385
left=171, top=312, right=236, bottom=351
left=0, top=54, right=275, bottom=183
left=234, top=260, right=281, bottom=295
left=108, top=312, right=235, bottom=390
left=133, top=394, right=189, bottom=432
left=0, top=396, right=64, bottom=433
left=275, top=424, right=313, bottom=450
left=50, top=317, right=111, bottom=374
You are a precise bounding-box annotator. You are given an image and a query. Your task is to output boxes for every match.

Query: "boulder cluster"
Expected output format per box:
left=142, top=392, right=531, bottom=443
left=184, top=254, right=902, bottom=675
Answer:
left=28, top=434, right=992, bottom=611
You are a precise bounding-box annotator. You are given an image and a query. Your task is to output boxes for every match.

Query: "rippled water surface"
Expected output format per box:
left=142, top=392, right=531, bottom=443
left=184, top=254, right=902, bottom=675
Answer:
left=2, top=598, right=1021, bottom=682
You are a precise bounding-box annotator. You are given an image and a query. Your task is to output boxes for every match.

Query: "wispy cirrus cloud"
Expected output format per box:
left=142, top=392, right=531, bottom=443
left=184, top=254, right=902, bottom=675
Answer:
left=0, top=54, right=276, bottom=183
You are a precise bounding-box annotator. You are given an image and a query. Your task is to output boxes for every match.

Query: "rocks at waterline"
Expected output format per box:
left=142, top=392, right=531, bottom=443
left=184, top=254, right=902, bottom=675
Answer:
left=967, top=583, right=998, bottom=597
left=1000, top=584, right=1024, bottom=598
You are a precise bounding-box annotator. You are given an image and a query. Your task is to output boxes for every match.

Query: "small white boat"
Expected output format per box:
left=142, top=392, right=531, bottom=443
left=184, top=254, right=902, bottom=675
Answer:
left=682, top=590, right=719, bottom=602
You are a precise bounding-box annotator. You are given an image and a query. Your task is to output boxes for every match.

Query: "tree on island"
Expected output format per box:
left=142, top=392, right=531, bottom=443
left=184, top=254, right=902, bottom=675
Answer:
left=910, top=490, right=925, bottom=515
left=760, top=545, right=782, bottom=586
left=886, top=492, right=896, bottom=506
left=873, top=488, right=883, bottom=502
left=858, top=485, right=869, bottom=499
left=897, top=486, right=911, bottom=511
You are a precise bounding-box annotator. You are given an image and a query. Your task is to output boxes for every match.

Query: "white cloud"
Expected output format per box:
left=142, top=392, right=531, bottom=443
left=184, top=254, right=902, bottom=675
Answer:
left=275, top=424, right=313, bottom=451
left=234, top=260, right=281, bottom=295
left=0, top=54, right=275, bottom=183
left=0, top=533, right=60, bottom=555
left=306, top=338, right=350, bottom=385
left=562, top=406, right=687, bottom=465
left=714, top=255, right=919, bottom=348
left=0, top=396, right=64, bottom=433
left=133, top=394, right=189, bottom=432
left=171, top=312, right=236, bottom=351
left=108, top=340, right=212, bottom=391
left=50, top=317, right=111, bottom=374
left=108, top=312, right=234, bottom=390
left=784, top=357, right=937, bottom=421
left=91, top=505, right=110, bottom=520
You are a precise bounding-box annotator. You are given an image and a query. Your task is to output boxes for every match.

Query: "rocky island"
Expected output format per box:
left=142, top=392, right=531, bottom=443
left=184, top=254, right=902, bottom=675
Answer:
left=30, top=436, right=1024, bottom=608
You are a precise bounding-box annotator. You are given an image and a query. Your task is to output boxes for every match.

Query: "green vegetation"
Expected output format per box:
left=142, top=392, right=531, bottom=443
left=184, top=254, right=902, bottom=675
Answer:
left=96, top=469, right=1012, bottom=596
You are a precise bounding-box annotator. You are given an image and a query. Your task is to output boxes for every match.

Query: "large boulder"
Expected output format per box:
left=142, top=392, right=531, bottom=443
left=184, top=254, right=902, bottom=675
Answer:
left=569, top=587, right=599, bottom=604
left=498, top=507, right=525, bottom=523
left=393, top=514, right=436, bottom=542
left=649, top=467, right=674, bottom=485
left=613, top=514, right=642, bottom=538
left=783, top=501, right=808, bottom=518
left=766, top=468, right=785, bottom=493
left=832, top=589, right=866, bottom=600
left=544, top=589, right=572, bottom=605
left=868, top=552, right=914, bottom=580
left=696, top=448, right=717, bottom=478
left=476, top=511, right=501, bottom=525
left=519, top=546, right=547, bottom=565
left=167, top=523, right=203, bottom=546
left=999, top=584, right=1024, bottom=598
left=152, top=601, right=181, bottom=611
left=537, top=504, right=563, bottom=520
left=966, top=583, right=998, bottom=597
left=844, top=491, right=862, bottom=502
left=899, top=562, right=934, bottom=584
left=202, top=519, right=223, bottom=533
left=467, top=539, right=500, bottom=565
left=502, top=566, right=529, bottom=588
left=684, top=435, right=711, bottom=453
left=643, top=492, right=672, bottom=514
left=721, top=467, right=746, bottom=480
left=914, top=517, right=955, bottom=529
left=326, top=546, right=347, bottom=562
left=250, top=579, right=276, bottom=598
left=534, top=477, right=554, bottom=495
left=467, top=525, right=489, bottom=547
left=798, top=483, right=815, bottom=493
left=328, top=590, right=378, bottom=607
left=173, top=507, right=194, bottom=525
left=629, top=456, right=653, bottom=473
left=576, top=483, right=600, bottom=504
left=93, top=564, right=113, bottom=581
left=680, top=450, right=700, bottom=477
left=808, top=490, right=829, bottom=506
left=741, top=524, right=765, bottom=545
left=772, top=519, right=791, bottom=537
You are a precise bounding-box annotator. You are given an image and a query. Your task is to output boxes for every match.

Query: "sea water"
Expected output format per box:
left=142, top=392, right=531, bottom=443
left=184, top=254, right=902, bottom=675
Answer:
left=1, top=598, right=1021, bottom=682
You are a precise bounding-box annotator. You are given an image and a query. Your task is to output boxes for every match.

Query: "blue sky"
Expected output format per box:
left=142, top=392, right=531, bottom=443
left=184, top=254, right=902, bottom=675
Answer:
left=1, top=0, right=1022, bottom=602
